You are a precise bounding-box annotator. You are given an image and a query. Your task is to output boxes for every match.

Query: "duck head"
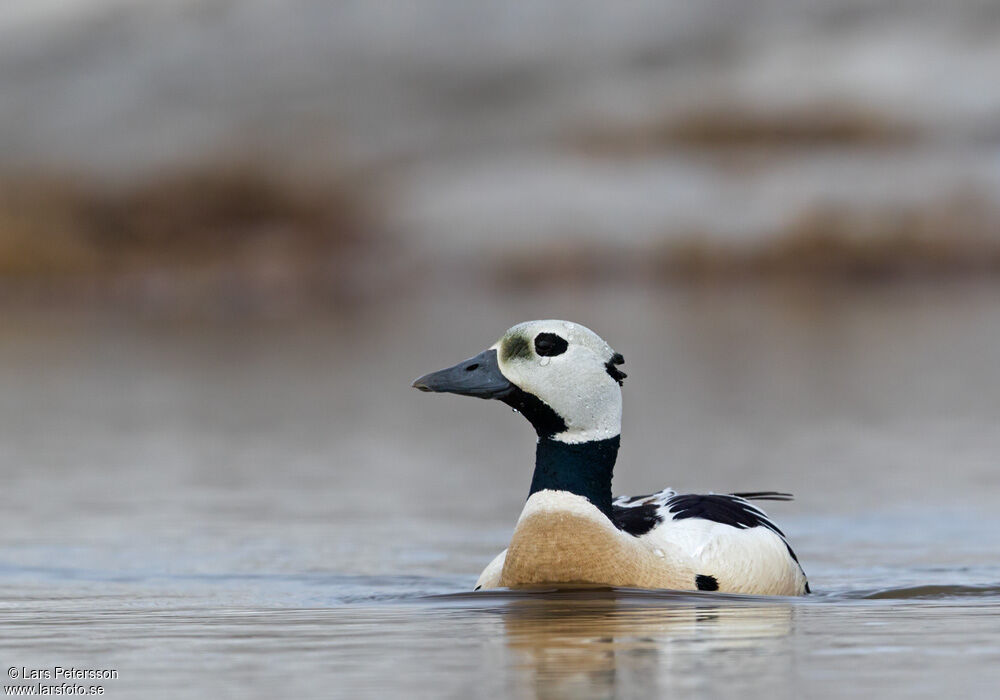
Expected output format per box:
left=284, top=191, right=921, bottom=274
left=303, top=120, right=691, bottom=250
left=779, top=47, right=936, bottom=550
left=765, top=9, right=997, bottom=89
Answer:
left=412, top=320, right=626, bottom=443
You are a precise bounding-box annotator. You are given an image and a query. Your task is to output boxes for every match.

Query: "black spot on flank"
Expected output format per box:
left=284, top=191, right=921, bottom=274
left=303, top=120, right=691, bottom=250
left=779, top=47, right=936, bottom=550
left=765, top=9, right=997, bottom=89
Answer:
left=612, top=502, right=662, bottom=536
left=501, top=335, right=532, bottom=362
left=696, top=574, right=719, bottom=591
left=534, top=332, right=568, bottom=357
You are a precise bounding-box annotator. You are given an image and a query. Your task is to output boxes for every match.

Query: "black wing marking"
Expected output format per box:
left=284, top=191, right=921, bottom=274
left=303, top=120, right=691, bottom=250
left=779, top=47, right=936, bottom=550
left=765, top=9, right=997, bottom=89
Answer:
left=612, top=489, right=674, bottom=536
left=613, top=490, right=793, bottom=538
left=666, top=492, right=808, bottom=576
left=611, top=489, right=792, bottom=537
left=614, top=489, right=808, bottom=591
left=613, top=490, right=794, bottom=542
left=664, top=493, right=787, bottom=537
left=612, top=502, right=662, bottom=536
left=728, top=491, right=794, bottom=502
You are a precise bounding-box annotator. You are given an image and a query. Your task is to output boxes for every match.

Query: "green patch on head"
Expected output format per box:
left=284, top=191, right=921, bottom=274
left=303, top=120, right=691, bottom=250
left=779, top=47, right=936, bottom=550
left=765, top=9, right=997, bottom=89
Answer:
left=500, top=333, right=532, bottom=363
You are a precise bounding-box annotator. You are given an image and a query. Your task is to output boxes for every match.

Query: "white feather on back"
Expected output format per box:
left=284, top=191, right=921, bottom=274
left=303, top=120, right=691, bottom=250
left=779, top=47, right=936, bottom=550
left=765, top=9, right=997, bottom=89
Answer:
left=642, top=517, right=807, bottom=595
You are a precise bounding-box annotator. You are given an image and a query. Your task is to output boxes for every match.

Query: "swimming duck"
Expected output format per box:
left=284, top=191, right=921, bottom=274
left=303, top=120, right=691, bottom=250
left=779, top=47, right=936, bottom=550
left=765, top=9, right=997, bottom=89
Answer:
left=412, top=320, right=809, bottom=596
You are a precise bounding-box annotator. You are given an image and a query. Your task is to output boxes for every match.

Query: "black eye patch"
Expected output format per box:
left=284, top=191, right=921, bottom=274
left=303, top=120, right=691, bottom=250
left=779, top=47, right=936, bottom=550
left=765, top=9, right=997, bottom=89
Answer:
left=534, top=332, right=568, bottom=357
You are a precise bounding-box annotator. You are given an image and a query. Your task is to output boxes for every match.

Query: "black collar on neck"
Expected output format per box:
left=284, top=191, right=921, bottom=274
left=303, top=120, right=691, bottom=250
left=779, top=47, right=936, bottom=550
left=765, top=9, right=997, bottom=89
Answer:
left=528, top=435, right=620, bottom=520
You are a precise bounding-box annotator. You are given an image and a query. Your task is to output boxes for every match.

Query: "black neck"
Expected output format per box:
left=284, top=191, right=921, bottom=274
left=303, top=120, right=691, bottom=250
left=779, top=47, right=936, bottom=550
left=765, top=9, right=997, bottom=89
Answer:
left=528, top=435, right=620, bottom=520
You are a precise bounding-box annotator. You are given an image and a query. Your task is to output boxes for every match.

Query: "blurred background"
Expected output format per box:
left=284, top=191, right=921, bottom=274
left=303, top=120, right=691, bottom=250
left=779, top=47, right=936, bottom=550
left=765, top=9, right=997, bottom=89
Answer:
left=3, top=0, right=1000, bottom=310
left=2, top=2, right=1000, bottom=698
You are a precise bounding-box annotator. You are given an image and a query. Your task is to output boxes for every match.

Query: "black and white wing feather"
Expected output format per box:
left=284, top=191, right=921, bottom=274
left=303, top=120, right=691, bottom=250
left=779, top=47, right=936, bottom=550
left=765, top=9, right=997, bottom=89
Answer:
left=613, top=489, right=792, bottom=536
left=613, top=489, right=809, bottom=593
left=612, top=488, right=677, bottom=536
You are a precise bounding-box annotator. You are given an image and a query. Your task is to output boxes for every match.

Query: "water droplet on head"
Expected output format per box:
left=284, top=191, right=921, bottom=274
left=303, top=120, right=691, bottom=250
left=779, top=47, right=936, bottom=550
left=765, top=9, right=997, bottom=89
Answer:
left=539, top=356, right=550, bottom=367
left=511, top=408, right=519, bottom=414
left=654, top=548, right=665, bottom=558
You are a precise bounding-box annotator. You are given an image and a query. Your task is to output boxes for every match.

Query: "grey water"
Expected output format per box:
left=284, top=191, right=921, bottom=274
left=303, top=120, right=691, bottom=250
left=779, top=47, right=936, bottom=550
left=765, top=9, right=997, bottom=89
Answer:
left=2, top=283, right=1000, bottom=698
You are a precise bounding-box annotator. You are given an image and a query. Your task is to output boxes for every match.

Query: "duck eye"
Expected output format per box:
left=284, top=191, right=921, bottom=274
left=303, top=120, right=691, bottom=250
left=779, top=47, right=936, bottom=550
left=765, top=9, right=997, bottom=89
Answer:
left=534, top=333, right=568, bottom=357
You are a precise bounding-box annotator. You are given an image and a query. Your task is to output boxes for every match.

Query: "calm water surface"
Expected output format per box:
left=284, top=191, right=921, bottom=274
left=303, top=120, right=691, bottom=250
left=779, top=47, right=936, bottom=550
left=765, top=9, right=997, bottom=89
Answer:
left=2, top=284, right=999, bottom=698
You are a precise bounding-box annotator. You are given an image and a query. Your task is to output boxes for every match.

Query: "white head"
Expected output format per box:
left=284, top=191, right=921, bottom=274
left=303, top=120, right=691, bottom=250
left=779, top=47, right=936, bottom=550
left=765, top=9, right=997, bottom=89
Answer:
left=413, top=320, right=626, bottom=444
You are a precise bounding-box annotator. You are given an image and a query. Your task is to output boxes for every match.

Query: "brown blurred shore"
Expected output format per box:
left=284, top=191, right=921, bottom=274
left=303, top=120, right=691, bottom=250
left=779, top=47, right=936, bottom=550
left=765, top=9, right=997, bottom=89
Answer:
left=0, top=167, right=391, bottom=316
left=4, top=0, right=1000, bottom=316
left=3, top=165, right=1000, bottom=317
left=498, top=193, right=1000, bottom=288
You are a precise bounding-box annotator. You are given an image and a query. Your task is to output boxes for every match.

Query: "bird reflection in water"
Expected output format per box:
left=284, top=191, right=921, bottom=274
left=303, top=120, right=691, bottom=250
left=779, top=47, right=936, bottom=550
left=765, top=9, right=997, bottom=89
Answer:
left=493, top=588, right=797, bottom=699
